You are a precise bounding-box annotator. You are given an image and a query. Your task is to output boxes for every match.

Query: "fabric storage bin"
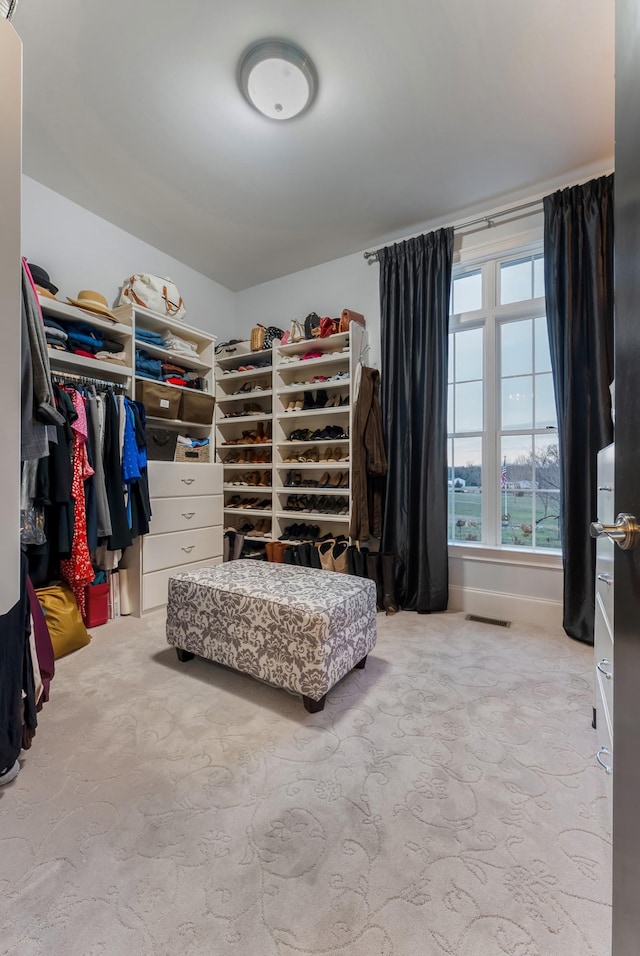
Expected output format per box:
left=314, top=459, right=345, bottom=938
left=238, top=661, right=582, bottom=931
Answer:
left=175, top=443, right=211, bottom=463
left=83, top=582, right=110, bottom=627
left=179, top=390, right=215, bottom=425
left=136, top=380, right=181, bottom=420
left=147, top=426, right=179, bottom=461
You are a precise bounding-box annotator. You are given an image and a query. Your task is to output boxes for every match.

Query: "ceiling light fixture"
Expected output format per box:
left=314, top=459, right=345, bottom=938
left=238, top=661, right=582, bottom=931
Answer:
left=239, top=39, right=317, bottom=121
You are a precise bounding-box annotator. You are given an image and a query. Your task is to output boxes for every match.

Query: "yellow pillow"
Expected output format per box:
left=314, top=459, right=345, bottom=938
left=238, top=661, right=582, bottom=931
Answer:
left=35, top=585, right=91, bottom=659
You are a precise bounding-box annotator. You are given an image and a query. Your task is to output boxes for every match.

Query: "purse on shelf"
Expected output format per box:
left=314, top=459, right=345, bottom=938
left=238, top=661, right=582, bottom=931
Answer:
left=118, top=274, right=186, bottom=320
left=261, top=325, right=284, bottom=348
left=304, top=312, right=320, bottom=339
left=251, top=326, right=265, bottom=351
left=319, top=316, right=340, bottom=337
left=290, top=319, right=305, bottom=342
left=339, top=309, right=366, bottom=333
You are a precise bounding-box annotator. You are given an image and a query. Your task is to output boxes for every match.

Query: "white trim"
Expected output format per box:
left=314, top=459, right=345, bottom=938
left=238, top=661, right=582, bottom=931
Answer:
left=448, top=542, right=563, bottom=571
left=448, top=584, right=563, bottom=630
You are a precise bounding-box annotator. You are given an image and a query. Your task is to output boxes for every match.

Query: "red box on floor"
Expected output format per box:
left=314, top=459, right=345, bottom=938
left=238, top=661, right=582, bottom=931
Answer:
left=83, top=582, right=110, bottom=627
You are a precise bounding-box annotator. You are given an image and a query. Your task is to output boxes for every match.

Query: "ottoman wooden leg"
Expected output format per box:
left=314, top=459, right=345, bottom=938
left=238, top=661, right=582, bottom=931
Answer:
left=303, top=693, right=327, bottom=713
left=355, top=655, right=367, bottom=669
left=176, top=648, right=195, bottom=663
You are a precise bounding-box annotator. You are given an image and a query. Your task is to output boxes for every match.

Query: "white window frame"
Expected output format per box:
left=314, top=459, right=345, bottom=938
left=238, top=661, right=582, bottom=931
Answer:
left=448, top=236, right=561, bottom=559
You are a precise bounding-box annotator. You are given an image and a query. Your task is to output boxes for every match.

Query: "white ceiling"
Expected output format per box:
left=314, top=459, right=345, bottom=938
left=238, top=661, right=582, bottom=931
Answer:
left=14, top=0, right=614, bottom=292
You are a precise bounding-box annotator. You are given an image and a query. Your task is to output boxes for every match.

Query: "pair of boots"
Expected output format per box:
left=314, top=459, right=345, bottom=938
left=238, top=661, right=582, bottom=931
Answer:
left=358, top=550, right=398, bottom=615
left=318, top=538, right=349, bottom=573
left=284, top=542, right=323, bottom=568
left=223, top=531, right=245, bottom=561
left=265, top=541, right=287, bottom=562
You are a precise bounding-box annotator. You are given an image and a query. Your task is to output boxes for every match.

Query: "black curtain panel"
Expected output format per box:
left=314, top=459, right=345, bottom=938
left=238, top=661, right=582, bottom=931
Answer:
left=544, top=175, right=614, bottom=644
left=379, top=229, right=454, bottom=612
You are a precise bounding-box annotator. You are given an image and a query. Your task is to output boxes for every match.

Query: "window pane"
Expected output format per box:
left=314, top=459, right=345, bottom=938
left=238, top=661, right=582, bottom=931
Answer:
left=533, top=255, right=545, bottom=299
left=535, top=372, right=557, bottom=428
left=455, top=381, right=483, bottom=432
left=500, top=258, right=532, bottom=305
left=448, top=336, right=454, bottom=383
left=500, top=436, right=534, bottom=547
left=448, top=436, right=482, bottom=543
left=452, top=270, right=482, bottom=314
left=534, top=316, right=551, bottom=372
left=502, top=376, right=533, bottom=429
left=533, top=436, right=561, bottom=550
left=447, top=383, right=453, bottom=433
left=455, top=327, right=483, bottom=382
left=501, top=319, right=532, bottom=377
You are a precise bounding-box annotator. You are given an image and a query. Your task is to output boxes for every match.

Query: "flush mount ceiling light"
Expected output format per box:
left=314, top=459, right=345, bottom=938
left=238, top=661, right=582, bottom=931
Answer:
left=239, top=39, right=317, bottom=121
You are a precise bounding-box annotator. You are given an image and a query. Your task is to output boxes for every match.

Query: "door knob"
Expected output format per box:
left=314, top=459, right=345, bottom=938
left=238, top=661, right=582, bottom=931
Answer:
left=590, top=513, right=640, bottom=550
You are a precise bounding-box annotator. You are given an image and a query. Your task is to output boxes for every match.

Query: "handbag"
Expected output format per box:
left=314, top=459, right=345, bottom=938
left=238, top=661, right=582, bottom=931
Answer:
left=35, top=585, right=91, bottom=659
left=146, top=426, right=178, bottom=461
left=118, top=274, right=186, bottom=320
left=319, top=316, right=339, bottom=337
left=251, top=326, right=265, bottom=351
left=339, top=309, right=366, bottom=333
left=261, top=325, right=284, bottom=348
left=290, top=319, right=305, bottom=342
left=304, top=312, right=320, bottom=339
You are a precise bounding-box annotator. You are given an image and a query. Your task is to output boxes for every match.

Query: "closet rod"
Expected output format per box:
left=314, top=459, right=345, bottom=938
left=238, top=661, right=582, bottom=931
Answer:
left=363, top=197, right=543, bottom=262
left=53, top=371, right=126, bottom=392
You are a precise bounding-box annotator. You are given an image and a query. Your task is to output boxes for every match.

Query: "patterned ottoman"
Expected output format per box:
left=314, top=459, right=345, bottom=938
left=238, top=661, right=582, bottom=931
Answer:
left=166, top=560, right=377, bottom=712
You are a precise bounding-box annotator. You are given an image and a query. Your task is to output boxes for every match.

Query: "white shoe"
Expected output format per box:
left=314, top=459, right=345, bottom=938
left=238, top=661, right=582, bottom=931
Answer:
left=0, top=760, right=20, bottom=786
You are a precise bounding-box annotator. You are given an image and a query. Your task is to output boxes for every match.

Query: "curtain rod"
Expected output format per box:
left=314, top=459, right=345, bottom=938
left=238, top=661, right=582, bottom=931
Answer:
left=363, top=197, right=543, bottom=262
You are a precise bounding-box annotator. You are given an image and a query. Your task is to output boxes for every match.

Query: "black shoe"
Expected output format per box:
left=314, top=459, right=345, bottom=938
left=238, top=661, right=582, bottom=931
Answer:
left=303, top=391, right=315, bottom=411
left=314, top=389, right=329, bottom=408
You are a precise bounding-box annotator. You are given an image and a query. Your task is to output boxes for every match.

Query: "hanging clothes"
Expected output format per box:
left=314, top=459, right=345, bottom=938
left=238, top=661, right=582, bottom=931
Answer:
left=0, top=556, right=33, bottom=776
left=86, top=389, right=112, bottom=538
left=349, top=367, right=388, bottom=541
left=104, top=391, right=133, bottom=552
left=59, top=390, right=95, bottom=618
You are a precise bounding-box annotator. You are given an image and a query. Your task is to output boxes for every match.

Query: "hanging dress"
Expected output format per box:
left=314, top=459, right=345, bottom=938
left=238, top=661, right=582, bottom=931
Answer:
left=60, top=390, right=95, bottom=618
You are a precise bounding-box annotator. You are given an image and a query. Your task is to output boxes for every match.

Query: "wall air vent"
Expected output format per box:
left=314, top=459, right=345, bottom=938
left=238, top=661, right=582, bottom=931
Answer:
left=466, top=614, right=511, bottom=628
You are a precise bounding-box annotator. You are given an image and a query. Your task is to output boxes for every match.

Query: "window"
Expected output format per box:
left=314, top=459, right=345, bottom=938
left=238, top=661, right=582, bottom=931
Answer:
left=448, top=248, right=560, bottom=551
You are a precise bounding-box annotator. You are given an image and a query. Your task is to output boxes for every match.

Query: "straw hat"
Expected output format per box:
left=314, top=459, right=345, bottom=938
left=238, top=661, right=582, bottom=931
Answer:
left=35, top=285, right=58, bottom=300
left=67, top=290, right=117, bottom=322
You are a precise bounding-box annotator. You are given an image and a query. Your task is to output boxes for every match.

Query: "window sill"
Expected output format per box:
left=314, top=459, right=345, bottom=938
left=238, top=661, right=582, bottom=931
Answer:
left=448, top=541, right=562, bottom=571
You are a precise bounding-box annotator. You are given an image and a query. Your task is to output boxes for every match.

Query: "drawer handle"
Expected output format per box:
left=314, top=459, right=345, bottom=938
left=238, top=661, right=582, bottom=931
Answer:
left=181, top=478, right=196, bottom=486
left=597, top=658, right=612, bottom=679
left=596, top=747, right=613, bottom=775
left=597, top=572, right=613, bottom=586
left=598, top=485, right=613, bottom=492
left=181, top=545, right=195, bottom=554
left=182, top=512, right=195, bottom=519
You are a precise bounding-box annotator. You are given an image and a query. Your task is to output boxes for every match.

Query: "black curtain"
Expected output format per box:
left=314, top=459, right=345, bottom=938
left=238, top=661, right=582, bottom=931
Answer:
left=544, top=175, right=614, bottom=644
left=379, top=229, right=454, bottom=612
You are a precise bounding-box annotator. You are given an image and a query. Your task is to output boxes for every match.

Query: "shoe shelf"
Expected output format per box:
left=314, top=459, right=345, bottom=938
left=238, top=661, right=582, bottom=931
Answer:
left=279, top=405, right=349, bottom=419
left=277, top=486, right=348, bottom=495
left=276, top=380, right=348, bottom=395
left=219, top=365, right=272, bottom=381
left=220, top=441, right=273, bottom=449
left=217, top=389, right=273, bottom=403
left=276, top=460, right=349, bottom=469
left=224, top=507, right=273, bottom=517
left=277, top=332, right=349, bottom=357
left=277, top=353, right=349, bottom=377
left=277, top=438, right=350, bottom=447
left=221, top=460, right=273, bottom=467
left=224, top=484, right=272, bottom=491
left=216, top=413, right=271, bottom=425
left=216, top=347, right=272, bottom=369
left=276, top=510, right=350, bottom=523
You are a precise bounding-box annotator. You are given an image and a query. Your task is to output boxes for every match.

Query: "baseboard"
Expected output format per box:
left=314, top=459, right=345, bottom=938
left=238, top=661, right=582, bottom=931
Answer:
left=448, top=585, right=563, bottom=630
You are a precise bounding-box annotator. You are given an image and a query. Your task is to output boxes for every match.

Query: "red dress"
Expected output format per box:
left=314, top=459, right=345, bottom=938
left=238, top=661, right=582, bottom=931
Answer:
left=60, top=390, right=95, bottom=618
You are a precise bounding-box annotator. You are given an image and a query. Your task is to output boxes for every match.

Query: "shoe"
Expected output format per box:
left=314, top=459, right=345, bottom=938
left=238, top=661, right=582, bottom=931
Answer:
left=382, top=553, right=399, bottom=614
left=328, top=472, right=342, bottom=488
left=318, top=471, right=331, bottom=487
left=318, top=540, right=335, bottom=571
left=333, top=540, right=349, bottom=574
left=339, top=472, right=349, bottom=488
left=314, top=389, right=329, bottom=409
left=304, top=447, right=320, bottom=463
left=303, top=391, right=316, bottom=411
left=0, top=760, right=20, bottom=787
left=324, top=393, right=340, bottom=408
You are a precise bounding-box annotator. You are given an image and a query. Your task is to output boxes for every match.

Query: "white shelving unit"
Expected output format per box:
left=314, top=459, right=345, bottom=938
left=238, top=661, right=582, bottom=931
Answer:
left=215, top=346, right=274, bottom=543
left=213, top=324, right=366, bottom=550
left=40, top=295, right=222, bottom=614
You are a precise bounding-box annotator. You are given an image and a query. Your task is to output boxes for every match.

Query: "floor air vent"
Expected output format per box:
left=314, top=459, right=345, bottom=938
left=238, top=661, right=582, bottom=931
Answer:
left=466, top=614, right=511, bottom=628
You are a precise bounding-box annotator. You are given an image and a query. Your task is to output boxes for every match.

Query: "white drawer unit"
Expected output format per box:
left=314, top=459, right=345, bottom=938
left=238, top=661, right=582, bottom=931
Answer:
left=142, top=556, right=223, bottom=612
left=594, top=443, right=614, bottom=789
left=141, top=461, right=224, bottom=610
left=149, top=495, right=223, bottom=535
left=144, top=527, right=222, bottom=574
left=148, top=460, right=222, bottom=498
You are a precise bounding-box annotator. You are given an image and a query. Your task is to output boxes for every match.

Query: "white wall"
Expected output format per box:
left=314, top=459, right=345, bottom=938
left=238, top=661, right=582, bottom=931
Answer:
left=235, top=250, right=382, bottom=367
left=21, top=176, right=235, bottom=340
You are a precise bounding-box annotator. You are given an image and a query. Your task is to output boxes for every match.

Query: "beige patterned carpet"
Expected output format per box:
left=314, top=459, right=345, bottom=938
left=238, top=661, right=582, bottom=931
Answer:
left=0, top=609, right=611, bottom=956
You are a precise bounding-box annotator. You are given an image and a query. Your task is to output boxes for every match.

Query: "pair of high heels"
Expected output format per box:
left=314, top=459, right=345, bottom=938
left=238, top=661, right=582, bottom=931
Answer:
left=222, top=449, right=270, bottom=464
left=317, top=471, right=349, bottom=488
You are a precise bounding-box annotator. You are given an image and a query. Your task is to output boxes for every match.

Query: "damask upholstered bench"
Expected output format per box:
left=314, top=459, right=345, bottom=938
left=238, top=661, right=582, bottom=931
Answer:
left=166, top=560, right=377, bottom=712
